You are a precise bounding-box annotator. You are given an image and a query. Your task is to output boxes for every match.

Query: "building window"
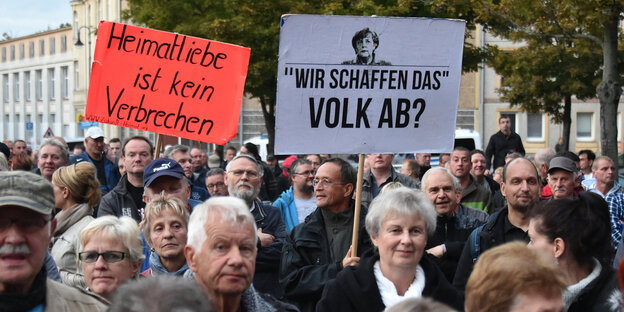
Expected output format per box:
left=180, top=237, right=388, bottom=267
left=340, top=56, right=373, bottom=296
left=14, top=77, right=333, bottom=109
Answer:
left=24, top=72, right=31, bottom=101
left=36, top=70, right=42, bottom=100
left=19, top=44, right=24, bottom=59
left=29, top=42, right=34, bottom=58
left=10, top=45, right=15, bottom=60
left=49, top=37, right=56, bottom=55
left=526, top=113, right=544, bottom=141
left=74, top=61, right=79, bottom=90
left=39, top=40, right=45, bottom=56
left=61, top=35, right=67, bottom=52
left=2, top=74, right=8, bottom=102
left=576, top=112, right=594, bottom=141
left=48, top=68, right=56, bottom=99
left=1, top=47, right=5, bottom=62
left=61, top=66, right=69, bottom=99
left=13, top=73, right=19, bottom=101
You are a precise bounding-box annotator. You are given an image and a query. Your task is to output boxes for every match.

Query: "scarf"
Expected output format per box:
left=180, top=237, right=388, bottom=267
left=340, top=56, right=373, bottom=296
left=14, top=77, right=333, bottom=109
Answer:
left=239, top=285, right=277, bottom=312
left=148, top=251, right=192, bottom=278
left=53, top=203, right=93, bottom=241
left=0, top=268, right=47, bottom=312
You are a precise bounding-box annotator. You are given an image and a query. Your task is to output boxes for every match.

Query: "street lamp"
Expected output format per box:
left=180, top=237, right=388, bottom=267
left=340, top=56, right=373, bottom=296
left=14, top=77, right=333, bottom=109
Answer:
left=74, top=26, right=96, bottom=83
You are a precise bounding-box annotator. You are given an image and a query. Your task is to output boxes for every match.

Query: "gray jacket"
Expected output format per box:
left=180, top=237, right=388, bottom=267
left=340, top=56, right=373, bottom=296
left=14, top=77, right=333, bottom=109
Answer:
left=45, top=279, right=108, bottom=311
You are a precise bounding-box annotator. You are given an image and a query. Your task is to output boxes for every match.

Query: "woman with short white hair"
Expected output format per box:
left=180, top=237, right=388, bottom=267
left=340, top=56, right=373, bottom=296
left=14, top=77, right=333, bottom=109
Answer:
left=317, top=187, right=463, bottom=311
left=79, top=216, right=144, bottom=301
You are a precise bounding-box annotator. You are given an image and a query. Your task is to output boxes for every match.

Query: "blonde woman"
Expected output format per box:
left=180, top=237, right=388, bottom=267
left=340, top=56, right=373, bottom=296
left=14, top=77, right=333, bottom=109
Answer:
left=50, top=162, right=101, bottom=288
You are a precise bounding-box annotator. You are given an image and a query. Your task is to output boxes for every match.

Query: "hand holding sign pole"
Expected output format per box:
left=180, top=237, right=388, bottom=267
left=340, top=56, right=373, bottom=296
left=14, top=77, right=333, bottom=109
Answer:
left=85, top=21, right=250, bottom=145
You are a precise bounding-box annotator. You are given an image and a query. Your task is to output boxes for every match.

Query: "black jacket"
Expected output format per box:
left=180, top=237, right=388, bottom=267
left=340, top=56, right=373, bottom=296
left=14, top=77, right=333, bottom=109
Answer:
left=485, top=130, right=525, bottom=170
left=453, top=208, right=528, bottom=290
left=251, top=200, right=288, bottom=299
left=98, top=174, right=142, bottom=223
left=316, top=252, right=464, bottom=312
left=279, top=205, right=373, bottom=312
left=568, top=264, right=622, bottom=312
left=426, top=205, right=488, bottom=283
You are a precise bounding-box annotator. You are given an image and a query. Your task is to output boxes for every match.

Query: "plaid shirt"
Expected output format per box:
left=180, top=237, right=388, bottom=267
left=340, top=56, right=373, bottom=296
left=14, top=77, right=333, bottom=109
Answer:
left=605, top=184, right=624, bottom=245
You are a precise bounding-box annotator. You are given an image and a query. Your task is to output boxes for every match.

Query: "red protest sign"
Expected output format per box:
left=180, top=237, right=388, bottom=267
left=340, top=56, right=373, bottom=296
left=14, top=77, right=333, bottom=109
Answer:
left=86, top=21, right=250, bottom=144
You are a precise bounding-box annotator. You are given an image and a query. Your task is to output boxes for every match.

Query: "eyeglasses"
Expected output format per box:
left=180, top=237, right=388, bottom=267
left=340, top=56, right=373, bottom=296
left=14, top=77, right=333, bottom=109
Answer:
left=294, top=170, right=315, bottom=177
left=0, top=217, right=50, bottom=233
left=312, top=178, right=348, bottom=188
left=207, top=182, right=225, bottom=189
left=228, top=170, right=259, bottom=179
left=78, top=251, right=130, bottom=263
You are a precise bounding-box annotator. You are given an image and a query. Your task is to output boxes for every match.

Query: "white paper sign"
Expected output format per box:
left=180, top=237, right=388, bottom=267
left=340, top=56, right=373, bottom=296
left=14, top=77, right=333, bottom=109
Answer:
left=275, top=14, right=465, bottom=154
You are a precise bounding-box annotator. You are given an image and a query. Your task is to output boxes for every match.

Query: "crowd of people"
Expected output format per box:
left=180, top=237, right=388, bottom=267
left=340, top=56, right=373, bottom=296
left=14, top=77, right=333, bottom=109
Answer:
left=1, top=121, right=624, bottom=311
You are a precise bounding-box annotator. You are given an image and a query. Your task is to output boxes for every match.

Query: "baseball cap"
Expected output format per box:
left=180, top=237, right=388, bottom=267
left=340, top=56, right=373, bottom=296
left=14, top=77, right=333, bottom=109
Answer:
left=208, top=154, right=221, bottom=169
left=143, top=158, right=185, bottom=188
left=0, top=171, right=54, bottom=215
left=548, top=156, right=577, bottom=174
left=85, top=126, right=105, bottom=139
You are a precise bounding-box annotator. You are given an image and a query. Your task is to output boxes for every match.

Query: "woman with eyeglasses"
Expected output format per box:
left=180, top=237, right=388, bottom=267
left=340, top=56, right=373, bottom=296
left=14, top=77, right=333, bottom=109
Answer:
left=50, top=162, right=101, bottom=288
left=79, top=216, right=145, bottom=301
left=527, top=192, right=620, bottom=311
left=140, top=195, right=192, bottom=277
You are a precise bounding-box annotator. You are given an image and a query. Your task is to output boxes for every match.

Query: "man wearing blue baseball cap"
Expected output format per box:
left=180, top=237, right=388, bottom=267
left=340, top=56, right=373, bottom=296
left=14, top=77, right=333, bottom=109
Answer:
left=142, top=158, right=202, bottom=212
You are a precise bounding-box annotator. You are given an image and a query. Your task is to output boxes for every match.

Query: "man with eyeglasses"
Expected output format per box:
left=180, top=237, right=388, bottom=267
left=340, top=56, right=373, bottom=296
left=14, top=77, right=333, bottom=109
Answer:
left=280, top=158, right=373, bottom=312
left=0, top=171, right=107, bottom=311
left=204, top=168, right=229, bottom=197
left=225, top=154, right=287, bottom=299
left=273, top=158, right=317, bottom=231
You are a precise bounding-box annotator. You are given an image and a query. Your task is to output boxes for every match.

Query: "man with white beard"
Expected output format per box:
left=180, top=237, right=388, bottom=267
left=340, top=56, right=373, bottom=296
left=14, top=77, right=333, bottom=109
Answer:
left=225, top=155, right=287, bottom=299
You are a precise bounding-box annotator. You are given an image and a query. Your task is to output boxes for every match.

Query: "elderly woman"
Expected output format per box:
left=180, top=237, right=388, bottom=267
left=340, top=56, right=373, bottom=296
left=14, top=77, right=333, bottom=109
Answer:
left=79, top=216, right=145, bottom=301
left=528, top=192, right=621, bottom=311
left=140, top=195, right=192, bottom=277
left=316, top=187, right=463, bottom=311
left=50, top=162, right=101, bottom=288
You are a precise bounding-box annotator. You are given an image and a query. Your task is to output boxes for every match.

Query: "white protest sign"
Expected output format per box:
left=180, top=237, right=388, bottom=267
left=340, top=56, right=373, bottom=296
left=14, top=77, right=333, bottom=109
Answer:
left=275, top=15, right=465, bottom=154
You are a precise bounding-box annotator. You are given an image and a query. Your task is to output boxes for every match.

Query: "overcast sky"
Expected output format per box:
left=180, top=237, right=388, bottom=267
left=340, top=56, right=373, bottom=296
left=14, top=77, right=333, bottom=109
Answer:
left=1, top=0, right=72, bottom=38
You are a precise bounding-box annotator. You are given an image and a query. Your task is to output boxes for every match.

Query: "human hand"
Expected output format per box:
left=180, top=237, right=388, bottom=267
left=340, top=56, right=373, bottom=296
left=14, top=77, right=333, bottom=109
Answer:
left=342, top=245, right=360, bottom=268
left=257, top=228, right=275, bottom=247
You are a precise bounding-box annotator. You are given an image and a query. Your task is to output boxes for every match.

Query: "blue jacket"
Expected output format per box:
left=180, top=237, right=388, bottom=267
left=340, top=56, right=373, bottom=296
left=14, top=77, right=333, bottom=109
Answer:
left=273, top=187, right=298, bottom=231
left=69, top=151, right=120, bottom=193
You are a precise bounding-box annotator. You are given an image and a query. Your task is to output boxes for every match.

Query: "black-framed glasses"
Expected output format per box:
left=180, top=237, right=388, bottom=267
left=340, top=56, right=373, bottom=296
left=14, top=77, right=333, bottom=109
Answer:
left=207, top=182, right=226, bottom=189
left=312, top=178, right=348, bottom=188
left=0, top=217, right=50, bottom=233
left=78, top=251, right=130, bottom=263
left=294, top=170, right=315, bottom=177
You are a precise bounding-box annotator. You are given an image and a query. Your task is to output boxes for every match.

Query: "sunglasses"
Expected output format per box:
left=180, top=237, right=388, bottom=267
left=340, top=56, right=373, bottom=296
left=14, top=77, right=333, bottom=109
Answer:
left=78, top=251, right=130, bottom=263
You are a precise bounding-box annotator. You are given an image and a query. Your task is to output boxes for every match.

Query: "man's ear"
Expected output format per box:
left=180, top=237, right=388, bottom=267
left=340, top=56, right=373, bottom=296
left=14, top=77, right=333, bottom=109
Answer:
left=343, top=183, right=354, bottom=198
left=553, top=237, right=566, bottom=259
left=185, top=245, right=197, bottom=272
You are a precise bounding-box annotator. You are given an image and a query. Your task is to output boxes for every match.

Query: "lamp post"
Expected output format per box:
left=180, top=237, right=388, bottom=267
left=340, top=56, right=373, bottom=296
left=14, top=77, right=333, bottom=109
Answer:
left=74, top=25, right=95, bottom=85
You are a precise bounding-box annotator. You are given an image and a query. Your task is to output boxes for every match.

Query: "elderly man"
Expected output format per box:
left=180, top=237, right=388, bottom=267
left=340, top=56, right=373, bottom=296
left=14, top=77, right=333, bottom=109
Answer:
left=185, top=197, right=297, bottom=312
left=422, top=167, right=488, bottom=282
left=280, top=158, right=373, bottom=312
left=98, top=136, right=154, bottom=222
left=454, top=157, right=541, bottom=290
left=69, top=126, right=120, bottom=194
left=273, top=158, right=317, bottom=231
left=361, top=153, right=419, bottom=210
left=546, top=156, right=579, bottom=200
left=225, top=155, right=287, bottom=298
left=485, top=115, right=525, bottom=171
left=205, top=168, right=229, bottom=197
left=164, top=145, right=210, bottom=202
left=35, top=138, right=68, bottom=181
left=0, top=171, right=107, bottom=310
left=449, top=147, right=492, bottom=213
left=533, top=147, right=556, bottom=186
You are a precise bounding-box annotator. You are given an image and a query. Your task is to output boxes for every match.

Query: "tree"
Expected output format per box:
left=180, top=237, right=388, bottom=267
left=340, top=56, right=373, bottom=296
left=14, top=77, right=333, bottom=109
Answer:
left=488, top=38, right=602, bottom=152
left=472, top=0, right=623, bottom=164
left=126, top=0, right=487, bottom=154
